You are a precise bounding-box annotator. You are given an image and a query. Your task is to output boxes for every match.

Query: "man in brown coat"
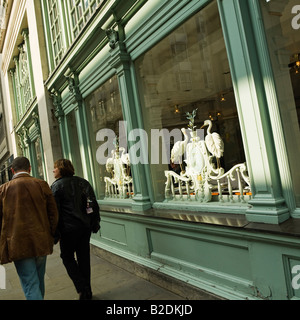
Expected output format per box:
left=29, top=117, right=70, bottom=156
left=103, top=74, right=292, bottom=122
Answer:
left=0, top=157, right=58, bottom=300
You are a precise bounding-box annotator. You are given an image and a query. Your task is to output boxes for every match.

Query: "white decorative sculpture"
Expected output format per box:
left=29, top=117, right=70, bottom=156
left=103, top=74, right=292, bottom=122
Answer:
left=165, top=109, right=251, bottom=203
left=104, top=138, right=134, bottom=199
left=201, top=119, right=224, bottom=168
left=170, top=128, right=189, bottom=172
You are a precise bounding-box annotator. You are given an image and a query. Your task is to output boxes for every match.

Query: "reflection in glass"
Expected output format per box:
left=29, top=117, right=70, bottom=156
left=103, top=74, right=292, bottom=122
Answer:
left=85, top=75, right=124, bottom=198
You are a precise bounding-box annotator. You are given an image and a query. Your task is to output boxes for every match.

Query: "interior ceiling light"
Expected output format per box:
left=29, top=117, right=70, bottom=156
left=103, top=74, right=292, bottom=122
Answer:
left=288, top=53, right=300, bottom=74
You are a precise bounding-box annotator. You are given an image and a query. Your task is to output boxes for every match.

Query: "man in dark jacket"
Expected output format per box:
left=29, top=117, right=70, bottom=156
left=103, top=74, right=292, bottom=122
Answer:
left=51, top=159, right=100, bottom=300
left=0, top=156, right=58, bottom=300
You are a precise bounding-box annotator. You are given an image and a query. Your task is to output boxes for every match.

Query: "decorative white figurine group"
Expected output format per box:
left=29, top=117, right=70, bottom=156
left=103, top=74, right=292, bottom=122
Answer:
left=166, top=109, right=251, bottom=203
left=104, top=137, right=133, bottom=199
left=104, top=109, right=251, bottom=204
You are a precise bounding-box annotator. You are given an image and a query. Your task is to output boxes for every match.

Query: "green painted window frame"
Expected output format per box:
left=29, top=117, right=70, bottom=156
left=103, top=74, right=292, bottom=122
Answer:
left=41, top=0, right=106, bottom=71
left=16, top=111, right=46, bottom=181
left=255, top=0, right=300, bottom=217
left=19, top=44, right=32, bottom=110
left=9, top=31, right=35, bottom=125
left=45, top=0, right=65, bottom=67
left=66, top=0, right=105, bottom=39
left=47, top=0, right=294, bottom=224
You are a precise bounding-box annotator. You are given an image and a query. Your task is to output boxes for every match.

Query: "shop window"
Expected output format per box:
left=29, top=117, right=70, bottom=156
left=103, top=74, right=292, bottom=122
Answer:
left=85, top=75, right=131, bottom=199
left=260, top=0, right=300, bottom=208
left=135, top=1, right=249, bottom=204
left=15, top=113, right=45, bottom=181
left=34, top=138, right=45, bottom=180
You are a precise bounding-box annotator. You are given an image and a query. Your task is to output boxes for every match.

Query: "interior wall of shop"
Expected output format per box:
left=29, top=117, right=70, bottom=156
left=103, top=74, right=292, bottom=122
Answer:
left=57, top=0, right=300, bottom=299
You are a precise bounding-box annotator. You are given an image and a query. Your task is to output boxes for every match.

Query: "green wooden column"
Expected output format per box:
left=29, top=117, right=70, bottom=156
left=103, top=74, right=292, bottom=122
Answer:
left=52, top=90, right=69, bottom=158
left=108, top=37, right=151, bottom=211
left=248, top=0, right=300, bottom=217
left=64, top=70, right=95, bottom=185
left=218, top=0, right=290, bottom=224
left=32, top=111, right=47, bottom=180
left=13, top=55, right=25, bottom=117
left=9, top=69, right=20, bottom=123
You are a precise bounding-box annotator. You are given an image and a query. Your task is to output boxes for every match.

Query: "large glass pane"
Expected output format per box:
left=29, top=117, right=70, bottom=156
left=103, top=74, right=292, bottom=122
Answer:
left=66, top=110, right=84, bottom=178
left=135, top=1, right=246, bottom=202
left=85, top=75, right=124, bottom=199
left=260, top=0, right=300, bottom=207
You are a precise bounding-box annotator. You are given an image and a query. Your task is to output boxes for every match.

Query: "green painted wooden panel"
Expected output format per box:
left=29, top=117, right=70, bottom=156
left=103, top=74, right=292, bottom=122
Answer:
left=90, top=211, right=300, bottom=299
left=100, top=220, right=128, bottom=247
left=147, top=228, right=252, bottom=281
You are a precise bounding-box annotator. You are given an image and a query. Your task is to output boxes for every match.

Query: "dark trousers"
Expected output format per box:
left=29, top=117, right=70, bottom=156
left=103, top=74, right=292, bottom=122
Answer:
left=59, top=228, right=91, bottom=293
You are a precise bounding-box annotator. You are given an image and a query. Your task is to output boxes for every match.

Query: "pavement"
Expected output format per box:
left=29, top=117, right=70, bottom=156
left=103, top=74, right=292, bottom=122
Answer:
left=0, top=244, right=219, bottom=301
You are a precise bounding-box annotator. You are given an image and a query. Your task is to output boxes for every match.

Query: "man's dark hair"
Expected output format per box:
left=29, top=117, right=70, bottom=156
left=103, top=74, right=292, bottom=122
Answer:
left=11, top=157, right=31, bottom=172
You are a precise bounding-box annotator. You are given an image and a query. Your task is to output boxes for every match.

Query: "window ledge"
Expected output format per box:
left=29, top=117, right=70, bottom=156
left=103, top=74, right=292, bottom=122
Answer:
left=244, top=219, right=300, bottom=238
left=100, top=204, right=248, bottom=228
left=153, top=200, right=249, bottom=215
left=99, top=203, right=300, bottom=238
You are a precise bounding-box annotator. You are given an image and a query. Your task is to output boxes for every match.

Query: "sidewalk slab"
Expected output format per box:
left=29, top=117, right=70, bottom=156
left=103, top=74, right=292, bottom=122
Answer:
left=0, top=245, right=185, bottom=300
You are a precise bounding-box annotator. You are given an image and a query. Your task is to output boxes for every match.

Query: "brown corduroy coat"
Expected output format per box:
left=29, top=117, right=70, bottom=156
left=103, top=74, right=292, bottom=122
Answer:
left=0, top=173, right=59, bottom=265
